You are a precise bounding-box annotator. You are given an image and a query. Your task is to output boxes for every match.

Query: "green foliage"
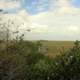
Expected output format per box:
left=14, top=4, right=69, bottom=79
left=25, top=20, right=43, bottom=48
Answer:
left=24, top=40, right=80, bottom=80
left=0, top=40, right=80, bottom=80
left=0, top=40, right=43, bottom=80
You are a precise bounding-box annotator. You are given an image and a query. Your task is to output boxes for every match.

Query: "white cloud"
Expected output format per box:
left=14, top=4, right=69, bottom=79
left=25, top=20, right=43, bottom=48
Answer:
left=67, top=25, right=80, bottom=35
left=50, top=0, right=80, bottom=15
left=30, top=23, right=49, bottom=33
left=0, top=10, right=29, bottom=34
left=0, top=0, right=80, bottom=40
left=0, top=0, right=21, bottom=9
left=29, top=7, right=80, bottom=39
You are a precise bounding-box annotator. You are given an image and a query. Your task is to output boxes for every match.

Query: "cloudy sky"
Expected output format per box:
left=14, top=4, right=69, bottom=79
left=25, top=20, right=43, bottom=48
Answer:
left=0, top=0, right=80, bottom=40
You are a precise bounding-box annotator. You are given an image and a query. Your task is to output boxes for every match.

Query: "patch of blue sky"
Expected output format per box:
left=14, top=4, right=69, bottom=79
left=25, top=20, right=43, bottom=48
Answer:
left=21, top=0, right=50, bottom=15
left=71, top=0, right=80, bottom=8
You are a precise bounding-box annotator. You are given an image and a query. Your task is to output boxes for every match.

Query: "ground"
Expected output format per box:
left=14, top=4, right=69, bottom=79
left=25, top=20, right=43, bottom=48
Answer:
left=40, top=41, right=74, bottom=58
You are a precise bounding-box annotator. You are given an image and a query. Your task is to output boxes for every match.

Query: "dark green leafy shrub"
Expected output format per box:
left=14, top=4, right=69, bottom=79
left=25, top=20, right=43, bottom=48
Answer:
left=24, top=40, right=80, bottom=80
left=0, top=40, right=80, bottom=80
left=0, top=40, right=43, bottom=80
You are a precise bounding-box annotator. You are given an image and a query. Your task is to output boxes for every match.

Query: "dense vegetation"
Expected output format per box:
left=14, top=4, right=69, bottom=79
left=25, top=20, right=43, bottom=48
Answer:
left=0, top=39, right=80, bottom=80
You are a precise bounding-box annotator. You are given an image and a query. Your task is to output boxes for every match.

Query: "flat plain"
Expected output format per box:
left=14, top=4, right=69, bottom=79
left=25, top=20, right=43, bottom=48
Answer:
left=40, top=41, right=74, bottom=58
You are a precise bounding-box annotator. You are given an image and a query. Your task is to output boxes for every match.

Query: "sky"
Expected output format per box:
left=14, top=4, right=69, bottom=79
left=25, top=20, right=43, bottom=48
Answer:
left=0, top=0, right=80, bottom=40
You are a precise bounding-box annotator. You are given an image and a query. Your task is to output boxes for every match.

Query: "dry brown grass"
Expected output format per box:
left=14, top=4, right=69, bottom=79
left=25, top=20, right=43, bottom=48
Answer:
left=40, top=41, right=74, bottom=58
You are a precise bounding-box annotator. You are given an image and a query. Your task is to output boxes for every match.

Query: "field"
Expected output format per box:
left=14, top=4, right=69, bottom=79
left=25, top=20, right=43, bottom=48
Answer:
left=40, top=41, right=74, bottom=57
left=0, top=40, right=75, bottom=58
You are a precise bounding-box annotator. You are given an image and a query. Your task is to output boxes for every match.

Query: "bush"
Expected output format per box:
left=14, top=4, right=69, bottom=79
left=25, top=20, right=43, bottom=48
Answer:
left=0, top=40, right=43, bottom=80
left=24, top=40, right=80, bottom=80
left=0, top=40, right=80, bottom=80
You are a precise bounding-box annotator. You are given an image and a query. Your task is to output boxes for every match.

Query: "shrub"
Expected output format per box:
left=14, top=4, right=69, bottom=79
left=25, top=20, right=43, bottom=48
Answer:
left=0, top=40, right=80, bottom=80
left=24, top=40, right=80, bottom=80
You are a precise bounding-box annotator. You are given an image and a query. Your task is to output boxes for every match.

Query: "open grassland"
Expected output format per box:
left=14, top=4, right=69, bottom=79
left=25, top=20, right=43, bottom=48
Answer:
left=40, top=41, right=74, bottom=57
left=0, top=40, right=75, bottom=58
